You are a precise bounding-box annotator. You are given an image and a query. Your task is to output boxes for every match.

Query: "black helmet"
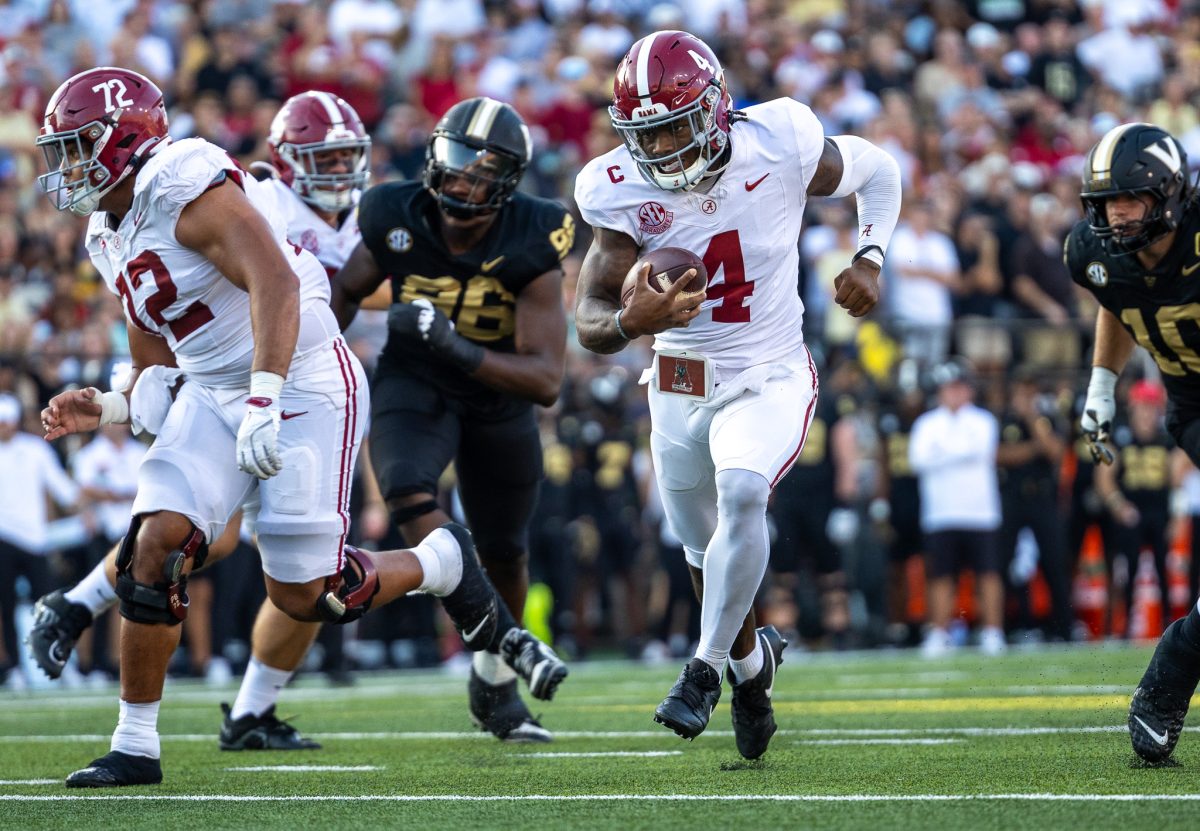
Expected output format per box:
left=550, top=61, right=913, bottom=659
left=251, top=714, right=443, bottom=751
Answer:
left=423, top=97, right=531, bottom=219
left=1081, top=122, right=1191, bottom=256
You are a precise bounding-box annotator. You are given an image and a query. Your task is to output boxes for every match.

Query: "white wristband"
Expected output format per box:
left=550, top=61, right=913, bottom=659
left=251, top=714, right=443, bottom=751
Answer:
left=95, top=389, right=130, bottom=425
left=1087, top=366, right=1118, bottom=398
left=249, top=371, right=285, bottom=401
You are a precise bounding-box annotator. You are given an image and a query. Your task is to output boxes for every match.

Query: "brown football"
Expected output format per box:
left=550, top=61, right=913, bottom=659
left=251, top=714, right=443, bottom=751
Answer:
left=620, top=246, right=709, bottom=309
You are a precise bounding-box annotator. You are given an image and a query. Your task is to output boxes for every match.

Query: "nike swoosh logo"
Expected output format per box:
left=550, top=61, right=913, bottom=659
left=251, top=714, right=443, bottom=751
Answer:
left=1133, top=715, right=1170, bottom=746
left=461, top=607, right=493, bottom=645
left=280, top=411, right=308, bottom=421
left=745, top=173, right=769, bottom=191
left=482, top=256, right=505, bottom=272
left=1184, top=261, right=1200, bottom=277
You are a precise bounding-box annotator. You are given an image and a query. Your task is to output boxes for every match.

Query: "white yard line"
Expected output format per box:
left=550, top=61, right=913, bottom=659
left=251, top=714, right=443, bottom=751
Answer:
left=0, top=725, right=1146, bottom=743
left=0, top=779, right=58, bottom=785
left=2, top=793, right=1200, bottom=802
left=224, top=766, right=383, bottom=772
left=794, top=739, right=964, bottom=745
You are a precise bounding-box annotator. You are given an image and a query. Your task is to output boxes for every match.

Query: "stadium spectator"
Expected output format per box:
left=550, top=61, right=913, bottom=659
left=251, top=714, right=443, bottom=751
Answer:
left=909, top=358, right=1004, bottom=657
left=0, top=392, right=80, bottom=688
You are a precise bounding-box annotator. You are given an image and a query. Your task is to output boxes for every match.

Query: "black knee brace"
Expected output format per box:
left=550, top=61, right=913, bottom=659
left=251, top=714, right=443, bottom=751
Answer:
left=317, top=546, right=381, bottom=624
left=390, top=499, right=439, bottom=527
left=114, top=515, right=209, bottom=625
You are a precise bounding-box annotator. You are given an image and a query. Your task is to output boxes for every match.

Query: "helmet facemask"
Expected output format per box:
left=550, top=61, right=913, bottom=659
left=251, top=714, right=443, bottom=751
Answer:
left=1082, top=183, right=1183, bottom=256
left=36, top=120, right=124, bottom=217
left=423, top=134, right=524, bottom=219
left=611, top=81, right=728, bottom=192
left=277, top=133, right=371, bottom=213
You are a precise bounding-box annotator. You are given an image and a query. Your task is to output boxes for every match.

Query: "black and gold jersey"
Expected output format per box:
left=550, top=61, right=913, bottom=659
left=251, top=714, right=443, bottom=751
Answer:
left=1066, top=205, right=1200, bottom=412
left=1110, top=423, right=1173, bottom=513
left=358, top=180, right=574, bottom=414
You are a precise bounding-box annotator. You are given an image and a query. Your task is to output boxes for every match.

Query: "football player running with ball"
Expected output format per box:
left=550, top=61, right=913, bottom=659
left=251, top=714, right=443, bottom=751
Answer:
left=573, top=30, right=900, bottom=758
left=29, top=91, right=384, bottom=752
left=36, top=68, right=525, bottom=787
left=332, top=98, right=572, bottom=742
left=1067, top=122, right=1200, bottom=766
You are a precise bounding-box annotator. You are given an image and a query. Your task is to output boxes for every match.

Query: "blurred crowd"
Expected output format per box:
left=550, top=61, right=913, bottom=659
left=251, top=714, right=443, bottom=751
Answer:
left=2, top=0, right=1200, bottom=685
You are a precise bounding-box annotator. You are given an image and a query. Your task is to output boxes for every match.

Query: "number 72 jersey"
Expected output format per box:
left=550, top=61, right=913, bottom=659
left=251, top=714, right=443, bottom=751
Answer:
left=1066, top=209, right=1200, bottom=411
left=574, top=97, right=827, bottom=371
left=85, top=138, right=330, bottom=387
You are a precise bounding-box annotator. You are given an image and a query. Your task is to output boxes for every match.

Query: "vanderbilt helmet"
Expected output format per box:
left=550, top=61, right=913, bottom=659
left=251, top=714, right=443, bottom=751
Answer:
left=610, top=30, right=734, bottom=192
left=37, top=67, right=169, bottom=216
left=423, top=97, right=531, bottom=219
left=1081, top=122, right=1192, bottom=255
left=268, top=91, right=370, bottom=213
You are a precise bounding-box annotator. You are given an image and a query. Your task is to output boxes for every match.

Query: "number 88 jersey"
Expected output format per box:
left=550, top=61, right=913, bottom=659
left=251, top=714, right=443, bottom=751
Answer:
left=574, top=97, right=827, bottom=375
left=1066, top=208, right=1200, bottom=413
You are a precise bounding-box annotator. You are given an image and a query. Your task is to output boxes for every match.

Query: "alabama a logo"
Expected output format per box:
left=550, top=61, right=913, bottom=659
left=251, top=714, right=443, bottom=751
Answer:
left=638, top=201, right=673, bottom=235
left=1086, top=261, right=1108, bottom=287
left=299, top=228, right=319, bottom=254
left=386, top=227, right=413, bottom=253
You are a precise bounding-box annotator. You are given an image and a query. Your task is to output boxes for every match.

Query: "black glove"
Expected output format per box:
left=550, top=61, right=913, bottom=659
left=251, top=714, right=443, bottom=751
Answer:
left=387, top=299, right=484, bottom=374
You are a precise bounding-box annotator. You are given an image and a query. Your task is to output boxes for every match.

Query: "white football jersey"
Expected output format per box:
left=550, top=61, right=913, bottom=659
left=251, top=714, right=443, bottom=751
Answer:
left=86, top=138, right=338, bottom=387
left=261, top=177, right=361, bottom=277
left=575, top=97, right=825, bottom=373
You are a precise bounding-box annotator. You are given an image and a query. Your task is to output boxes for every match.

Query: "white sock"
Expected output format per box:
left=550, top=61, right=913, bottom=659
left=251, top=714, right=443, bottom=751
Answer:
left=729, top=637, right=764, bottom=684
left=230, top=657, right=293, bottom=720
left=411, top=527, right=462, bottom=597
left=473, top=649, right=517, bottom=685
left=110, top=700, right=161, bottom=759
left=65, top=561, right=118, bottom=615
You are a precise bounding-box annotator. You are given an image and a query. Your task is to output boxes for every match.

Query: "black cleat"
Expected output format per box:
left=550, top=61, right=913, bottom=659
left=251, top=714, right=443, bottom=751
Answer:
left=439, top=523, right=501, bottom=652
left=1128, top=618, right=1200, bottom=765
left=65, top=751, right=162, bottom=788
left=26, top=589, right=93, bottom=680
left=499, top=628, right=569, bottom=701
left=727, top=625, right=788, bottom=760
left=469, top=669, right=552, bottom=743
left=219, top=702, right=321, bottom=751
left=654, top=658, right=722, bottom=740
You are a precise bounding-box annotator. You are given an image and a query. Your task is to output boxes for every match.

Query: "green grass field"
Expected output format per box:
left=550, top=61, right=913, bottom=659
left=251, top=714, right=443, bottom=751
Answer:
left=1, top=643, right=1198, bottom=830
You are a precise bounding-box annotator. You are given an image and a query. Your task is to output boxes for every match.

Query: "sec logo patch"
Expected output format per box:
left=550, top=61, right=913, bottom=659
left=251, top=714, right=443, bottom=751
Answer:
left=387, top=227, right=413, bottom=253
left=638, top=201, right=673, bottom=235
left=1086, top=261, right=1108, bottom=287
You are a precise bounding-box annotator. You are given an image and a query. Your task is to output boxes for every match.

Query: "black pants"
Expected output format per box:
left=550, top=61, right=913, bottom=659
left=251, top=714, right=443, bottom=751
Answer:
left=1002, top=490, right=1075, bottom=639
left=0, top=539, right=52, bottom=672
left=368, top=367, right=542, bottom=555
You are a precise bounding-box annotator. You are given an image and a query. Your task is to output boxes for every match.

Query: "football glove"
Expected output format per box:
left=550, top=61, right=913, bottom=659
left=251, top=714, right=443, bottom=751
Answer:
left=387, top=298, right=484, bottom=374
left=1081, top=366, right=1117, bottom=466
left=237, top=396, right=282, bottom=479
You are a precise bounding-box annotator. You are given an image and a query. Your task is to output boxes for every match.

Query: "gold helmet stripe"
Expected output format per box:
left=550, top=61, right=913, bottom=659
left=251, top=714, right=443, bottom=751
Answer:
left=1091, top=122, right=1149, bottom=180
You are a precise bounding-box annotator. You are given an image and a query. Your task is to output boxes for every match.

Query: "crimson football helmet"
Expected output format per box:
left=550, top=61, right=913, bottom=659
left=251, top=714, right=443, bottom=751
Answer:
left=269, top=91, right=370, bottom=213
left=37, top=67, right=169, bottom=216
left=610, top=30, right=733, bottom=191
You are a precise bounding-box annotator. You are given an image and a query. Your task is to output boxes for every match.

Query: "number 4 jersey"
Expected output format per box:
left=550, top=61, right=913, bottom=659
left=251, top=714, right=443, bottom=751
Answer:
left=1065, top=208, right=1200, bottom=412
left=574, top=97, right=826, bottom=375
left=85, top=138, right=340, bottom=388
